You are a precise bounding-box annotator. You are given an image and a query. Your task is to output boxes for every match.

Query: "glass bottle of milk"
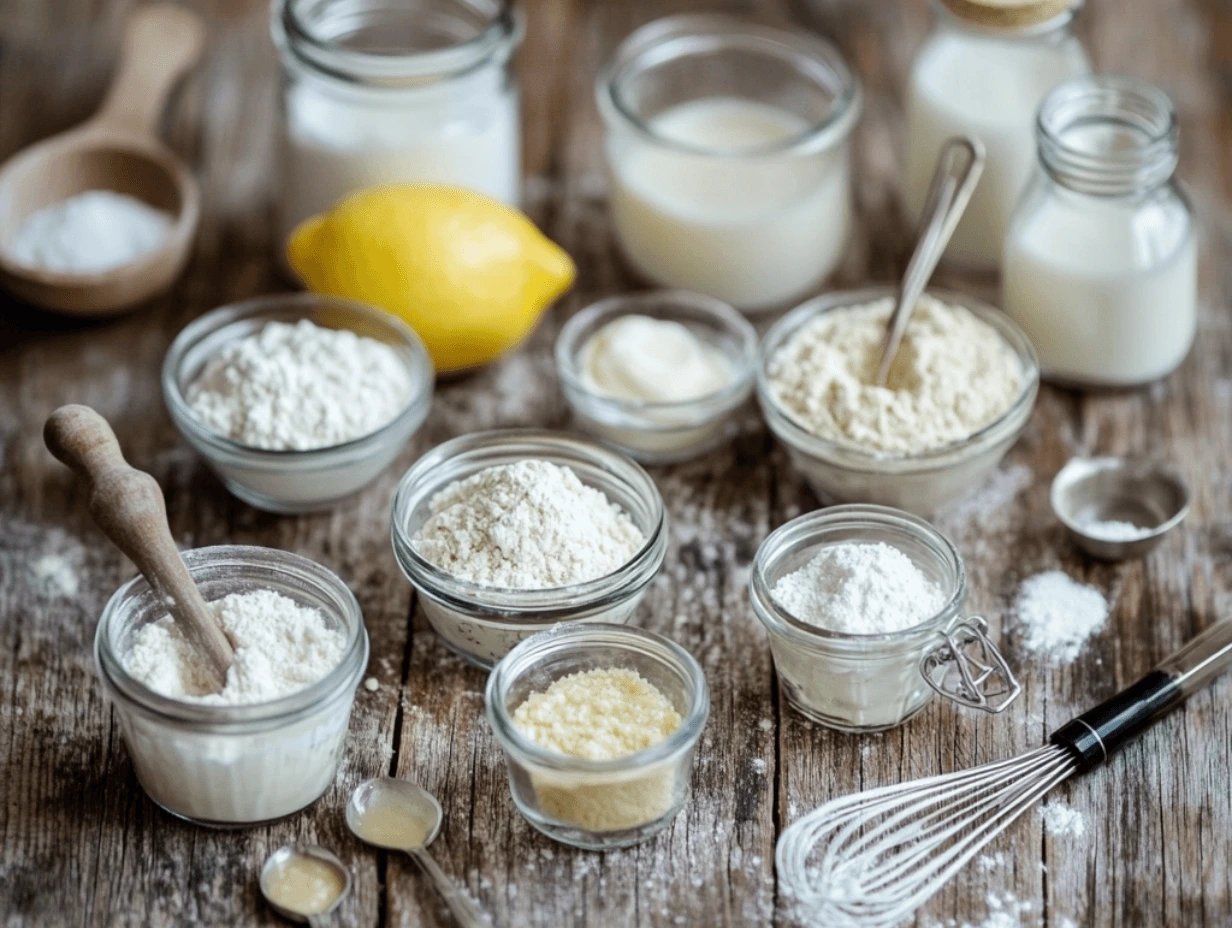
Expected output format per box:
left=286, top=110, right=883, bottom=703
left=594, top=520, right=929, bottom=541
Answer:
left=904, top=0, right=1089, bottom=272
left=270, top=0, right=523, bottom=249
left=1003, top=77, right=1197, bottom=387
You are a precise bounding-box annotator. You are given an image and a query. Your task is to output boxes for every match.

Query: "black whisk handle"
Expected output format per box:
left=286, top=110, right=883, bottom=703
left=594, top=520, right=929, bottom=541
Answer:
left=1050, top=670, right=1183, bottom=773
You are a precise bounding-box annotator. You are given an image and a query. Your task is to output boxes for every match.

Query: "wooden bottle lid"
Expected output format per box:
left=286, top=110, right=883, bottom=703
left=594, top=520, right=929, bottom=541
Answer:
left=940, top=0, right=1077, bottom=29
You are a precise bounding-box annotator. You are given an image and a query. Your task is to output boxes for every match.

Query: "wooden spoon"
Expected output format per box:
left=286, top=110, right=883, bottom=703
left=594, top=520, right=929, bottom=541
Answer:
left=0, top=4, right=204, bottom=316
left=45, top=404, right=233, bottom=692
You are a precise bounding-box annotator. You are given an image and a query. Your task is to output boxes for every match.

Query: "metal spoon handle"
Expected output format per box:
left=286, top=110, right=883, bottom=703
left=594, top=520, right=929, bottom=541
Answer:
left=407, top=848, right=491, bottom=927
left=875, top=136, right=986, bottom=386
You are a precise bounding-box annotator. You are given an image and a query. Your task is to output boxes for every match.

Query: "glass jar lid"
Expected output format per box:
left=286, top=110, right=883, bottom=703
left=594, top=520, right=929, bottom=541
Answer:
left=940, top=0, right=1078, bottom=29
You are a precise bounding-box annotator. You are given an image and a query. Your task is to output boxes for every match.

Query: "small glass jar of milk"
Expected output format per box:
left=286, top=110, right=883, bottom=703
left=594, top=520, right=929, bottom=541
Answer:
left=904, top=0, right=1089, bottom=272
left=1003, top=77, right=1197, bottom=387
left=270, top=0, right=524, bottom=247
left=597, top=15, right=862, bottom=313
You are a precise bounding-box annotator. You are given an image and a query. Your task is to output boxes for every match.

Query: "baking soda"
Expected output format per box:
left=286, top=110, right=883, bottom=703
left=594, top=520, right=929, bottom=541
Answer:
left=7, top=190, right=172, bottom=274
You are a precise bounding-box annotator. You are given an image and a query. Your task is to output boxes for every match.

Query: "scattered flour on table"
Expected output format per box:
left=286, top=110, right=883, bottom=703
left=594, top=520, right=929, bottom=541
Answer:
left=29, top=553, right=79, bottom=599
left=1013, top=571, right=1108, bottom=661
left=7, top=190, right=172, bottom=274
left=766, top=294, right=1023, bottom=455
left=1040, top=800, right=1086, bottom=838
left=1079, top=516, right=1153, bottom=542
left=123, top=589, right=346, bottom=705
left=771, top=542, right=945, bottom=634
left=185, top=319, right=411, bottom=450
left=412, top=460, right=645, bottom=589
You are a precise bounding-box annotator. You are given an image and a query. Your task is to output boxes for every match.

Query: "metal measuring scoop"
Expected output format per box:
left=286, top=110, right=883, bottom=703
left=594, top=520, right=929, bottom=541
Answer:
left=259, top=845, right=351, bottom=926
left=874, top=136, right=987, bottom=386
left=347, top=778, right=490, bottom=927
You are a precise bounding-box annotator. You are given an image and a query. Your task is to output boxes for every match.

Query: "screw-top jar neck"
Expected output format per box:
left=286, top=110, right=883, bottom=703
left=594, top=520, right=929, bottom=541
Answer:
left=935, top=0, right=1079, bottom=37
left=273, top=0, right=522, bottom=88
left=1037, top=75, right=1179, bottom=197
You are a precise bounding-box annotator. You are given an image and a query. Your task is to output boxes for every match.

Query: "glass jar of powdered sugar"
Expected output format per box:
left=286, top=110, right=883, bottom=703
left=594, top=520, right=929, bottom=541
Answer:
left=95, top=546, right=369, bottom=826
left=750, top=505, right=1019, bottom=733
left=270, top=0, right=524, bottom=248
left=1003, top=76, right=1197, bottom=387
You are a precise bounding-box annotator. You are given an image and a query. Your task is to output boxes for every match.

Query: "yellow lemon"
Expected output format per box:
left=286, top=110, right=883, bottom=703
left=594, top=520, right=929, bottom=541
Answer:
left=287, top=185, right=576, bottom=373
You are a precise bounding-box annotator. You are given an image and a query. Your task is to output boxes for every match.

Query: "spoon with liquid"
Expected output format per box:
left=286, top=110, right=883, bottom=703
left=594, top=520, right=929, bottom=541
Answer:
left=260, top=845, right=351, bottom=926
left=347, top=778, right=490, bottom=927
left=0, top=3, right=203, bottom=316
left=874, top=135, right=986, bottom=386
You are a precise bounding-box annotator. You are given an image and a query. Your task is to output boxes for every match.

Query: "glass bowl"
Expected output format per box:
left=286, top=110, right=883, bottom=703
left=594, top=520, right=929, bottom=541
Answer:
left=390, top=430, right=668, bottom=668
left=554, top=290, right=758, bottom=463
left=485, top=623, right=709, bottom=849
left=95, top=545, right=370, bottom=826
left=162, top=293, right=434, bottom=514
left=750, top=505, right=1018, bottom=732
left=756, top=286, right=1039, bottom=515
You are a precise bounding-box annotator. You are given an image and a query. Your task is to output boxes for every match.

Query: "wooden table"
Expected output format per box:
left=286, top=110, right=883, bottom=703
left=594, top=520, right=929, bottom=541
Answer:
left=3, top=0, right=1230, bottom=925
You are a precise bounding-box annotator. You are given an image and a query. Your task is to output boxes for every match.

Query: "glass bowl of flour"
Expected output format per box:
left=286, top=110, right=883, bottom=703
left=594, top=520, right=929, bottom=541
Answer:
left=756, top=286, right=1039, bottom=515
left=750, top=505, right=1013, bottom=732
left=391, top=430, right=668, bottom=668
left=95, top=545, right=369, bottom=826
left=162, top=293, right=434, bottom=513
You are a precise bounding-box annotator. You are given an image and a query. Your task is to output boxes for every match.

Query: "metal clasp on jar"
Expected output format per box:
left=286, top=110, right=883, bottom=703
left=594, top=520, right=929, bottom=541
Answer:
left=919, top=616, right=1020, bottom=713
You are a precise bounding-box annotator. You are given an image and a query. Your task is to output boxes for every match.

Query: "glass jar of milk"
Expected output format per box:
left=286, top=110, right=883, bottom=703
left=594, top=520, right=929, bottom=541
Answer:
left=271, top=0, right=523, bottom=248
left=904, top=0, right=1089, bottom=272
left=1003, top=77, right=1197, bottom=387
left=597, top=15, right=862, bottom=313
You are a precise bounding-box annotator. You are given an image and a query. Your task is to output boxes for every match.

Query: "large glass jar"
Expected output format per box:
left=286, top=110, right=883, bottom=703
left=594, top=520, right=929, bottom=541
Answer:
left=904, top=0, right=1089, bottom=272
left=597, top=14, right=861, bottom=313
left=1003, top=77, right=1197, bottom=387
left=270, top=0, right=524, bottom=248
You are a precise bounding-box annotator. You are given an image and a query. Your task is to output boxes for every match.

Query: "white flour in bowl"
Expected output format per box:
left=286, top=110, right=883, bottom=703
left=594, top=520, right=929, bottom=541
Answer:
left=185, top=319, right=411, bottom=451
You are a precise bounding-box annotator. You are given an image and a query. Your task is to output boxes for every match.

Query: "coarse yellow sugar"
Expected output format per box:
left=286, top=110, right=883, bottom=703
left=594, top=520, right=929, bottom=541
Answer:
left=511, top=667, right=682, bottom=760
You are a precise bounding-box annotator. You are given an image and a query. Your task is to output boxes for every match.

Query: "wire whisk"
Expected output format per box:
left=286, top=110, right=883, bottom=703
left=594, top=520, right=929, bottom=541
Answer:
left=777, top=619, right=1232, bottom=928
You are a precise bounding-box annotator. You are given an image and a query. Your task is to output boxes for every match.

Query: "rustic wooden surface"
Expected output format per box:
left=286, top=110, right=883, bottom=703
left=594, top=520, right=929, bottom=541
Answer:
left=2, top=0, right=1230, bottom=925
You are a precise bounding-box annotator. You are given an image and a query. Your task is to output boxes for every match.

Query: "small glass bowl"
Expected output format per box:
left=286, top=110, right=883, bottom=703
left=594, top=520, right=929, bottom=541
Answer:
left=162, top=293, right=434, bottom=514
left=390, top=430, right=668, bottom=668
left=554, top=290, right=758, bottom=463
left=756, top=286, right=1040, bottom=515
left=95, top=545, right=370, bottom=826
left=750, top=505, right=1016, bottom=733
left=485, top=623, right=709, bottom=849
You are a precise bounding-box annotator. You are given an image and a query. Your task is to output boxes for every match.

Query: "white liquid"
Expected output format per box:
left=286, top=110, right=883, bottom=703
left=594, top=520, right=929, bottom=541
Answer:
left=1003, top=197, right=1197, bottom=386
left=278, top=72, right=520, bottom=244
left=904, top=28, right=1088, bottom=270
left=579, top=315, right=732, bottom=404
left=607, top=98, right=852, bottom=312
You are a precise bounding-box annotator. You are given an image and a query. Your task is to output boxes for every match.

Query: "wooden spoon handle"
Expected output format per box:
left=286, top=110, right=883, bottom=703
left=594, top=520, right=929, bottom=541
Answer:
left=91, top=4, right=206, bottom=138
left=45, top=405, right=233, bottom=690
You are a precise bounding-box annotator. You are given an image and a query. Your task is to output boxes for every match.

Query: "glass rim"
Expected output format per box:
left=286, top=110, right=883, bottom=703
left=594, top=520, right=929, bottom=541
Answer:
left=95, top=545, right=370, bottom=726
left=485, top=623, right=710, bottom=773
left=933, top=0, right=1080, bottom=38
left=750, top=505, right=967, bottom=644
left=596, top=13, right=862, bottom=159
left=161, top=292, right=435, bottom=464
left=756, top=286, right=1040, bottom=470
left=390, top=429, right=668, bottom=615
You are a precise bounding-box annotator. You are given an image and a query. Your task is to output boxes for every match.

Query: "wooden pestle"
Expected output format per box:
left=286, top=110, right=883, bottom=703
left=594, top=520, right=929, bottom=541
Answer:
left=45, top=404, right=233, bottom=691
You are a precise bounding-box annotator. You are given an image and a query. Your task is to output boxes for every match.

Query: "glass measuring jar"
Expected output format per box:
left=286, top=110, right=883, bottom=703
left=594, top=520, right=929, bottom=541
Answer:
left=1003, top=76, right=1197, bottom=387
left=270, top=0, right=524, bottom=248
left=904, top=0, right=1089, bottom=272
left=596, top=14, right=861, bottom=312
left=750, top=505, right=1019, bottom=732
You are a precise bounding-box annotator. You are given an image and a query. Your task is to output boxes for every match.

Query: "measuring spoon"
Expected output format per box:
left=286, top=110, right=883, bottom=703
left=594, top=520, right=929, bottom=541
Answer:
left=44, top=404, right=233, bottom=691
left=874, top=135, right=986, bottom=386
left=347, top=778, right=490, bottom=927
left=260, top=845, right=351, bottom=926
left=0, top=4, right=204, bottom=315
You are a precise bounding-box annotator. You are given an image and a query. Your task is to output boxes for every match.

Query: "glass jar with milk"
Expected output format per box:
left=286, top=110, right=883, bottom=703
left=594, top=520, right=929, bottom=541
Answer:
left=1003, top=77, right=1197, bottom=387
left=271, top=0, right=523, bottom=248
left=597, top=15, right=862, bottom=313
left=904, top=0, right=1089, bottom=272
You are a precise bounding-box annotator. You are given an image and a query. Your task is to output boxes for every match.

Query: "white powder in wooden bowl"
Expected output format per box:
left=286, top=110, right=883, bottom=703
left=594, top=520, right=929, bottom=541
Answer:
left=512, top=668, right=682, bottom=832
left=767, top=294, right=1023, bottom=455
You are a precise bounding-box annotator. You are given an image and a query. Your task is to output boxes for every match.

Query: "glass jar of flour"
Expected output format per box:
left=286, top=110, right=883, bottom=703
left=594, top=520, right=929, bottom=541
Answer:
left=1003, top=77, right=1197, bottom=387
left=270, top=0, right=524, bottom=248
left=904, top=0, right=1089, bottom=272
